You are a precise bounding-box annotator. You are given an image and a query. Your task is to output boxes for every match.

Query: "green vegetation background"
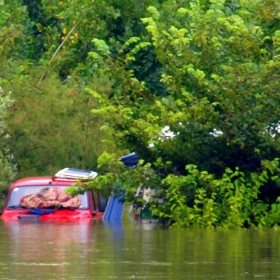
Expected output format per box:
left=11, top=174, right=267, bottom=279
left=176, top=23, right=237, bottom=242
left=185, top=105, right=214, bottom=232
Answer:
left=1, top=0, right=280, bottom=228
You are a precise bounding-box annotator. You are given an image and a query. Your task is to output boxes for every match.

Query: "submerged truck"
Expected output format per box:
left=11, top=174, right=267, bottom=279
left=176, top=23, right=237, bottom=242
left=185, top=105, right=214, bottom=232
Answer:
left=1, top=168, right=105, bottom=221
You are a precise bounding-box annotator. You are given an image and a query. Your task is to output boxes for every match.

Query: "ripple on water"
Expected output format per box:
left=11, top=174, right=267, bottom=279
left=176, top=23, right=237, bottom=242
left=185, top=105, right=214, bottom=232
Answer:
left=10, top=262, right=70, bottom=266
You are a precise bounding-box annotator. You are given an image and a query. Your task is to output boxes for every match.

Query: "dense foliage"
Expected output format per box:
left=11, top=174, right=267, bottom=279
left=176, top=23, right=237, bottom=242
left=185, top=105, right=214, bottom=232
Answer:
left=1, top=0, right=280, bottom=227
left=0, top=86, right=16, bottom=198
left=84, top=0, right=280, bottom=228
left=0, top=0, right=116, bottom=176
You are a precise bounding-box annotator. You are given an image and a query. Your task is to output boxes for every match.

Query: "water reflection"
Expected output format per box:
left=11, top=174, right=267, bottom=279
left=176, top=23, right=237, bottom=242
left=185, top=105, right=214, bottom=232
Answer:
left=4, top=220, right=93, bottom=260
left=1, top=219, right=280, bottom=279
left=1, top=220, right=97, bottom=280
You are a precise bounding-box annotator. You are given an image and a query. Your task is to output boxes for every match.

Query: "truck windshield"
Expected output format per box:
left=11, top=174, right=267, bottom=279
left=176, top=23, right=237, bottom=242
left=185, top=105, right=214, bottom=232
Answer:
left=7, top=186, right=89, bottom=210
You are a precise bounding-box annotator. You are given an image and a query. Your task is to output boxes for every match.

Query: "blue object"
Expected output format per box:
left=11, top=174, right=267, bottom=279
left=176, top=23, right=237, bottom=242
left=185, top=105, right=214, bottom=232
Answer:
left=102, top=194, right=124, bottom=221
left=120, top=152, right=140, bottom=167
left=27, top=208, right=55, bottom=216
left=103, top=152, right=140, bottom=221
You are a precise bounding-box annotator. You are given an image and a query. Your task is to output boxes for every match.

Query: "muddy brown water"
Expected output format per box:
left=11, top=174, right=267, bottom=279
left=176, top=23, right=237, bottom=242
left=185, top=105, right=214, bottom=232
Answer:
left=0, top=214, right=280, bottom=279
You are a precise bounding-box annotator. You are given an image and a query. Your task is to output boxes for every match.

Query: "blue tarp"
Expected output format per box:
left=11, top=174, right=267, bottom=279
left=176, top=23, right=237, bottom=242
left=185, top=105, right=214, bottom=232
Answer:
left=102, top=152, right=140, bottom=221
left=120, top=152, right=140, bottom=167
left=27, top=208, right=55, bottom=216
left=102, top=195, right=124, bottom=221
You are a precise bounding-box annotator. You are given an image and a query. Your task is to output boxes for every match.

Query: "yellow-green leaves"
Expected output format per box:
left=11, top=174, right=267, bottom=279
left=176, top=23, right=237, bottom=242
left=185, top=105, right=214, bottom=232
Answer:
left=177, top=7, right=189, bottom=15
left=187, top=67, right=205, bottom=82
left=88, top=52, right=102, bottom=61
left=147, top=6, right=160, bottom=20
left=273, top=30, right=280, bottom=59
left=91, top=38, right=110, bottom=54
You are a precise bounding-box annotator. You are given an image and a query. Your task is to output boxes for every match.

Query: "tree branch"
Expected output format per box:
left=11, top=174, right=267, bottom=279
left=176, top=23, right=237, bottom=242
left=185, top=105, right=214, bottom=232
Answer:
left=37, top=23, right=78, bottom=86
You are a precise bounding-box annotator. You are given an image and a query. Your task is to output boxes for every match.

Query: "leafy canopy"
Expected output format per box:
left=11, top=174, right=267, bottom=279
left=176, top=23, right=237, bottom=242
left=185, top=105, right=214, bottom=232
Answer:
left=84, top=0, right=280, bottom=227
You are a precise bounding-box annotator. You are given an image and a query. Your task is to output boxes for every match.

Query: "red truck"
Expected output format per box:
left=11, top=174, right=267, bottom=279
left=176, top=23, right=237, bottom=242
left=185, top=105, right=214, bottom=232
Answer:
left=1, top=168, right=106, bottom=221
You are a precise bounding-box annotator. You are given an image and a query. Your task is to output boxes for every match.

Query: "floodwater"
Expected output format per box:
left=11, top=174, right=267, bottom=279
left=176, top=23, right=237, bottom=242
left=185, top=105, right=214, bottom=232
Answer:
left=0, top=214, right=280, bottom=280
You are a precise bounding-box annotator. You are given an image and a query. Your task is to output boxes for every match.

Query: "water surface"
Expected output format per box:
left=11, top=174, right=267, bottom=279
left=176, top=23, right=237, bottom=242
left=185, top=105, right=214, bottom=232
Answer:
left=0, top=215, right=280, bottom=279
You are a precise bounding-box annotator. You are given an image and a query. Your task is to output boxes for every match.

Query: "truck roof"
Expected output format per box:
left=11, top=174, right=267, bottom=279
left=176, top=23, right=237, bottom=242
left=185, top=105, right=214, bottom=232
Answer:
left=10, top=176, right=76, bottom=188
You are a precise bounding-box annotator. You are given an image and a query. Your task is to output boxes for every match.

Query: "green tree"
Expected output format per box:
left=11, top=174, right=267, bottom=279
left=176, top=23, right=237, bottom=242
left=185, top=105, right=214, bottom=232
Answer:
left=0, top=86, right=17, bottom=198
left=0, top=0, right=117, bottom=178
left=83, top=0, right=280, bottom=227
left=3, top=67, right=114, bottom=176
